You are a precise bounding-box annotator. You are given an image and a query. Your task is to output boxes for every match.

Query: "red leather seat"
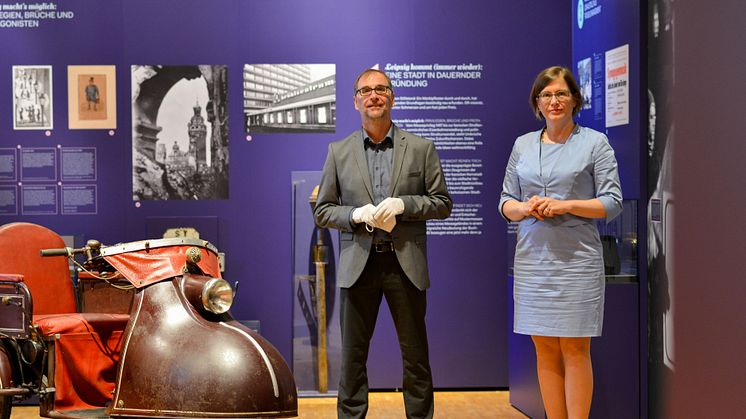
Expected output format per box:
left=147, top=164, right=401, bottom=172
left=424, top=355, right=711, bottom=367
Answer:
left=0, top=222, right=129, bottom=411
left=0, top=222, right=77, bottom=315
left=34, top=313, right=130, bottom=336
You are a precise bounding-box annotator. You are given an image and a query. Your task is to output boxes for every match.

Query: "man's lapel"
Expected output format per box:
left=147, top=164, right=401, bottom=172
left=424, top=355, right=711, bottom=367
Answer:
left=351, top=130, right=374, bottom=201
left=389, top=125, right=407, bottom=196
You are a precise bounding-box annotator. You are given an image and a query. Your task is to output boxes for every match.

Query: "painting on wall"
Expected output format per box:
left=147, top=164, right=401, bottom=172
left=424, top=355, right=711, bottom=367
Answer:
left=68, top=65, right=117, bottom=129
left=131, top=65, right=229, bottom=201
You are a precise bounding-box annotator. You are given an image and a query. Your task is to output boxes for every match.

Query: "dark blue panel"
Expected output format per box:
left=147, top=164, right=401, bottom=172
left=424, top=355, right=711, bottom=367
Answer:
left=591, top=283, right=640, bottom=418
left=572, top=0, right=642, bottom=199
left=571, top=1, right=644, bottom=417
left=508, top=277, right=640, bottom=419
left=507, top=277, right=545, bottom=419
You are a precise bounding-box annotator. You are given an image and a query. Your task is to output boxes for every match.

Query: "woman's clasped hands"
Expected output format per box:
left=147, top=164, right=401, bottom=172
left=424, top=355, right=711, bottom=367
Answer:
left=524, top=196, right=569, bottom=221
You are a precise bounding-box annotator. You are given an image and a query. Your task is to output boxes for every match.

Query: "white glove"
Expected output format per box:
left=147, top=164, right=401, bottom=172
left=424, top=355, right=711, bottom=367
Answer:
left=352, top=204, right=379, bottom=229
left=374, top=197, right=404, bottom=224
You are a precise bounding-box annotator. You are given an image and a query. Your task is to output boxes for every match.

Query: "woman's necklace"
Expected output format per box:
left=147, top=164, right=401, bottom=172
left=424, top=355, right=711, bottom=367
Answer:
left=541, top=123, right=575, bottom=144
left=539, top=124, right=575, bottom=196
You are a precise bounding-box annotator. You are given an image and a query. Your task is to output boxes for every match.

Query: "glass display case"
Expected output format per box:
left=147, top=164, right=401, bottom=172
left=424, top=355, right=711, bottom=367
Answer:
left=507, top=200, right=641, bottom=418
left=506, top=199, right=638, bottom=282
left=291, top=171, right=341, bottom=395
left=597, top=199, right=638, bottom=282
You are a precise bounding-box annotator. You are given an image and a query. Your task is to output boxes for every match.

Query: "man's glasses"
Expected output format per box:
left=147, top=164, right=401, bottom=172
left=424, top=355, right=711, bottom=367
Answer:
left=537, top=90, right=571, bottom=103
left=356, top=85, right=392, bottom=97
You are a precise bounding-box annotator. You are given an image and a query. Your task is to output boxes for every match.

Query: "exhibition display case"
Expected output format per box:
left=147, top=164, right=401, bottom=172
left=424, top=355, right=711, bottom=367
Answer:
left=507, top=200, right=640, bottom=418
left=506, top=199, right=639, bottom=282
left=290, top=171, right=341, bottom=395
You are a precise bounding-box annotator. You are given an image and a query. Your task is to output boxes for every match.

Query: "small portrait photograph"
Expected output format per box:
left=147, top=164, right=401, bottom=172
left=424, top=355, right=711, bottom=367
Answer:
left=13, top=65, right=53, bottom=130
left=243, top=64, right=336, bottom=134
left=68, top=65, right=117, bottom=129
left=577, top=57, right=592, bottom=110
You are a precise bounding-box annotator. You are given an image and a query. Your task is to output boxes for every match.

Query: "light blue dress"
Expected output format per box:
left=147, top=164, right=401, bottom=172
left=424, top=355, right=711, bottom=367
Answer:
left=499, top=125, right=623, bottom=336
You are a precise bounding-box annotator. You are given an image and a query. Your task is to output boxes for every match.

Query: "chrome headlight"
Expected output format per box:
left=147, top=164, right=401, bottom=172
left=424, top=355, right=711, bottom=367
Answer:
left=201, top=278, right=233, bottom=314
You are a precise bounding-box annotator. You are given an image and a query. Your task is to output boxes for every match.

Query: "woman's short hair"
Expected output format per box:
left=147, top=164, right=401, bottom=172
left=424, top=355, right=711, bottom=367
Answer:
left=353, top=69, right=394, bottom=96
left=529, top=66, right=584, bottom=120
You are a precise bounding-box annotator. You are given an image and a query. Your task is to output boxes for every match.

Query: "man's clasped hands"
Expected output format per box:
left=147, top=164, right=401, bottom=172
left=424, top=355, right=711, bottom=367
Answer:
left=352, top=197, right=404, bottom=233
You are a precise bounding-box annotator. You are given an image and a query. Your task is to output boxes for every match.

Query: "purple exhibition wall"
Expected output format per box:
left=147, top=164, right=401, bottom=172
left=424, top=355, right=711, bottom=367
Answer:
left=0, top=0, right=573, bottom=388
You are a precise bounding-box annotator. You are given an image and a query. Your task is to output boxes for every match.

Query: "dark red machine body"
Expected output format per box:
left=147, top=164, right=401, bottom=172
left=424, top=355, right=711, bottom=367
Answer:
left=0, top=222, right=297, bottom=418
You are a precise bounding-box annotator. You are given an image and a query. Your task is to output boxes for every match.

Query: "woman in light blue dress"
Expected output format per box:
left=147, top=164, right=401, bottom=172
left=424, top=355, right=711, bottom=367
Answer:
left=499, top=66, right=622, bottom=419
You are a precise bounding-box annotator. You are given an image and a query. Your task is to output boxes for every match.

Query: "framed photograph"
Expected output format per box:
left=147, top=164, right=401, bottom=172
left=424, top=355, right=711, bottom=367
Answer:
left=131, top=65, right=229, bottom=201
left=13, top=65, right=53, bottom=130
left=577, top=57, right=592, bottom=110
left=243, top=64, right=336, bottom=134
left=68, top=65, right=117, bottom=129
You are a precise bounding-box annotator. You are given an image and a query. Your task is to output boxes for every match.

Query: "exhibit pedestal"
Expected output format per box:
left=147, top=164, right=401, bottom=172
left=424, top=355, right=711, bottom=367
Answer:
left=507, top=276, right=640, bottom=419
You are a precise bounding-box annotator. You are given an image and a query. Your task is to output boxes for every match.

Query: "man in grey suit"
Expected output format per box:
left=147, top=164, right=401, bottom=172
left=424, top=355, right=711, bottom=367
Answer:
left=314, top=68, right=452, bottom=419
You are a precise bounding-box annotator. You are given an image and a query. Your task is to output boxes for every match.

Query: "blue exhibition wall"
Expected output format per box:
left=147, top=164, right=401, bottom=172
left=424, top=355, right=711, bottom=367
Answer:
left=572, top=0, right=645, bottom=417
left=0, top=0, right=572, bottom=388
left=508, top=1, right=645, bottom=417
left=572, top=0, right=642, bottom=199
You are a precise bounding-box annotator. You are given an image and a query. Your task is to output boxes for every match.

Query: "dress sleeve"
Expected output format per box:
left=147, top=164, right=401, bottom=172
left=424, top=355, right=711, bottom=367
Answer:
left=593, top=135, right=623, bottom=222
left=498, top=140, right=522, bottom=221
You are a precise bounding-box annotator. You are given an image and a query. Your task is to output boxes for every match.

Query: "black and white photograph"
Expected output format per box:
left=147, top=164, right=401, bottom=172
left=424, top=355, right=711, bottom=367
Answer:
left=244, top=64, right=336, bottom=134
left=131, top=65, right=229, bottom=201
left=13, top=65, right=53, bottom=130
left=647, top=1, right=675, bottom=416
left=577, top=57, right=592, bottom=110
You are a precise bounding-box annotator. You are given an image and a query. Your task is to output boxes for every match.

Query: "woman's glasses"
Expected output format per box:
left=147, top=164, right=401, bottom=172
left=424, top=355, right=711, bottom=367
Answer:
left=537, top=90, right=571, bottom=103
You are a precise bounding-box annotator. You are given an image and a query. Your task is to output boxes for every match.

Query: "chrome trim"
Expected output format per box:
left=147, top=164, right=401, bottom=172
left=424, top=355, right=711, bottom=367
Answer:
left=100, top=238, right=218, bottom=256
left=0, top=388, right=30, bottom=396
left=219, top=322, right=279, bottom=398
left=201, top=278, right=233, bottom=314
left=112, top=291, right=144, bottom=406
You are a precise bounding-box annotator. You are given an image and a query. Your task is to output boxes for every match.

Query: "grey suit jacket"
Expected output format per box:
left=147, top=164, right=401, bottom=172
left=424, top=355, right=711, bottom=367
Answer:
left=314, top=125, right=452, bottom=290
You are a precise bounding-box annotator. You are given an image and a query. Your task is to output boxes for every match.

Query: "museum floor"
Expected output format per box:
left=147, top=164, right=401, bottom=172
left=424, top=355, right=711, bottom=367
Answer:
left=9, top=391, right=529, bottom=418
